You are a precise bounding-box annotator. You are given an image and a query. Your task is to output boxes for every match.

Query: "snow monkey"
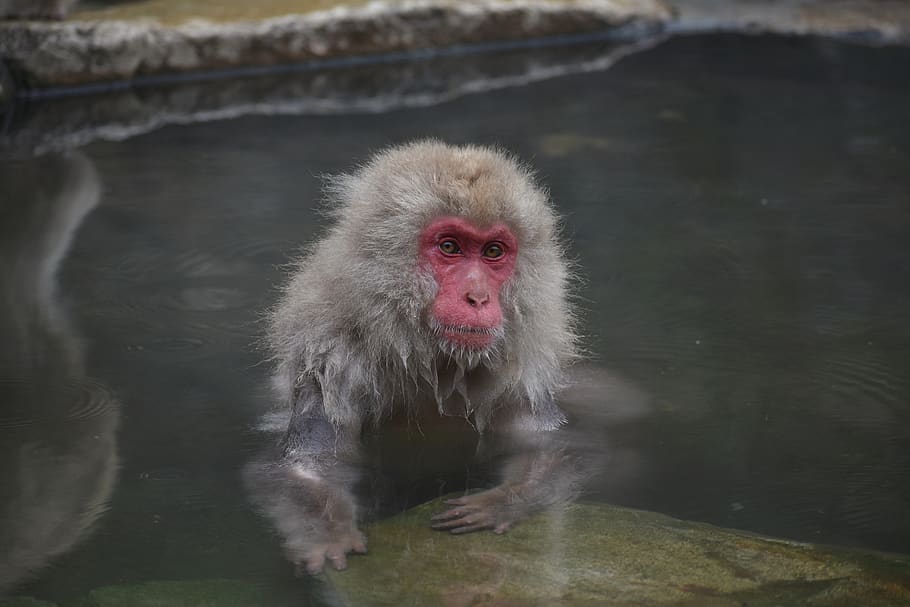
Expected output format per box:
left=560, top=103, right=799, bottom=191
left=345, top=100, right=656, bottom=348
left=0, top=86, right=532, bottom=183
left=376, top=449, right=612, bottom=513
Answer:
left=246, top=140, right=580, bottom=575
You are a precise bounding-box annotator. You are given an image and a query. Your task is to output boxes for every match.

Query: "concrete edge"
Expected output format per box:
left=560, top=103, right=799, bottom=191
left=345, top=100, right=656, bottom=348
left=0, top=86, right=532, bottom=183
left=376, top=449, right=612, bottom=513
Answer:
left=0, top=0, right=671, bottom=90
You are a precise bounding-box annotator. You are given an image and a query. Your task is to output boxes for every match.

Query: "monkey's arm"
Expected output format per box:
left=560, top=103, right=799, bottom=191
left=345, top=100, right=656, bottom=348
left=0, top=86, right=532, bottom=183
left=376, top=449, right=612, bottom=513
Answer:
left=244, top=387, right=366, bottom=574
left=431, top=409, right=579, bottom=534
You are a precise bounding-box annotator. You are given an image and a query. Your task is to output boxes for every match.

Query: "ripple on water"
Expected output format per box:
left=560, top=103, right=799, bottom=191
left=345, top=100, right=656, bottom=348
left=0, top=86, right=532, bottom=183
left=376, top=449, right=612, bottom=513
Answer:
left=133, top=468, right=216, bottom=514
left=809, top=304, right=867, bottom=337
left=140, top=336, right=208, bottom=353
left=809, top=352, right=907, bottom=429
left=136, top=467, right=190, bottom=483
left=64, top=377, right=118, bottom=422
left=89, top=282, right=260, bottom=359
left=114, top=282, right=255, bottom=314
left=109, top=240, right=284, bottom=278
left=0, top=376, right=118, bottom=429
left=173, top=240, right=287, bottom=275
left=175, top=286, right=250, bottom=311
left=602, top=294, right=774, bottom=376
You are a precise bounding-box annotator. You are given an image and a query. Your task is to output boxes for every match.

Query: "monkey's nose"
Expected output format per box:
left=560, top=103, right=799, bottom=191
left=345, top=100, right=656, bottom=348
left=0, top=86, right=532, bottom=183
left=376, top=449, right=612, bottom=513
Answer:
left=466, top=291, right=490, bottom=307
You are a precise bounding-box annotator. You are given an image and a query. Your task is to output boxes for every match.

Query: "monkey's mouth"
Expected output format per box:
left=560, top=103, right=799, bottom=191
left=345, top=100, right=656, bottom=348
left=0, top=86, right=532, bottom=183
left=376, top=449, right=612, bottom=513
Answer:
left=435, top=323, right=501, bottom=349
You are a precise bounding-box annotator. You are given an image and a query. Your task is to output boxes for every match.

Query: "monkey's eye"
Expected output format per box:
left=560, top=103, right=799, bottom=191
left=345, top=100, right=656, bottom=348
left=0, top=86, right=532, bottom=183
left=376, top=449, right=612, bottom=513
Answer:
left=483, top=243, right=505, bottom=259
left=438, top=240, right=461, bottom=255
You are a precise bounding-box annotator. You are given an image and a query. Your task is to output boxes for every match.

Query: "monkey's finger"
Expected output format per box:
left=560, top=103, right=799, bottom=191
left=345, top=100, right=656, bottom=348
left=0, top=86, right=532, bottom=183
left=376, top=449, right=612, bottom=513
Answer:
left=431, top=511, right=458, bottom=522
left=301, top=555, right=326, bottom=576
left=326, top=549, right=348, bottom=571
left=431, top=506, right=478, bottom=522
left=443, top=497, right=470, bottom=507
left=351, top=538, right=368, bottom=553
left=493, top=521, right=512, bottom=534
left=431, top=515, right=470, bottom=530
left=432, top=511, right=486, bottom=530
left=450, top=521, right=493, bottom=534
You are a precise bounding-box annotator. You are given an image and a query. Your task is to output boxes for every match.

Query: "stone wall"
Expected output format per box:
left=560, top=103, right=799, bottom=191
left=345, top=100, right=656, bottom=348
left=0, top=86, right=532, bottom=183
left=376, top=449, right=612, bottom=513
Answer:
left=1, top=0, right=908, bottom=94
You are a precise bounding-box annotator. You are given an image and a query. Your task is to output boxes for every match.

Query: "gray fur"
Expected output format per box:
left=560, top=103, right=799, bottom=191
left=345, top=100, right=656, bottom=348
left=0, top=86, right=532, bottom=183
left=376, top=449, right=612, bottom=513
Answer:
left=268, top=140, right=577, bottom=432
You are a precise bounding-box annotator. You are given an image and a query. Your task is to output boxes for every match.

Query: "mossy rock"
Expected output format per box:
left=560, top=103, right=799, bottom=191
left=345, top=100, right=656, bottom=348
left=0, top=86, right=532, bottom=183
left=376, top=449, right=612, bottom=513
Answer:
left=74, top=579, right=261, bottom=607
left=327, top=498, right=910, bottom=606
left=0, top=598, right=58, bottom=607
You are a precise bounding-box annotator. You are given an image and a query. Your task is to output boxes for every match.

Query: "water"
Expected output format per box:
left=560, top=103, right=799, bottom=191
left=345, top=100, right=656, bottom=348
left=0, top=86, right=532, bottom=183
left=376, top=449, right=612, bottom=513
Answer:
left=1, top=34, right=909, bottom=603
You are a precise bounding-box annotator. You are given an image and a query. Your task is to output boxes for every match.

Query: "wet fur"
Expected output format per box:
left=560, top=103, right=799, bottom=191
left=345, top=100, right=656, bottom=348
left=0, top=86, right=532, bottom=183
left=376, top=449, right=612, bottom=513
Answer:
left=268, top=140, right=577, bottom=432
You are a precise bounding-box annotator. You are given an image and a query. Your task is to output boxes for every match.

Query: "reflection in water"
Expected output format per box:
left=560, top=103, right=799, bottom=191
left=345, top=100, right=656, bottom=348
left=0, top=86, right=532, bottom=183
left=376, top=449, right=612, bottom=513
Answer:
left=245, top=365, right=650, bottom=575
left=0, top=32, right=906, bottom=605
left=0, top=153, right=119, bottom=593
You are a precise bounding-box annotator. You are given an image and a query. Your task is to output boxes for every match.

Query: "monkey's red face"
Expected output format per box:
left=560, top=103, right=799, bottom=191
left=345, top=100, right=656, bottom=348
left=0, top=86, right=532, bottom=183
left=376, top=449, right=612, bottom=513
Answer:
left=419, top=217, right=518, bottom=350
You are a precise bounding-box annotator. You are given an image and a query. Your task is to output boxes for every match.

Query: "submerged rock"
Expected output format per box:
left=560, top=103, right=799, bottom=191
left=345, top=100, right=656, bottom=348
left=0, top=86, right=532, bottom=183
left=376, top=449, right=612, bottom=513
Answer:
left=77, top=579, right=261, bottom=607
left=327, top=498, right=910, bottom=606
left=0, top=598, right=57, bottom=607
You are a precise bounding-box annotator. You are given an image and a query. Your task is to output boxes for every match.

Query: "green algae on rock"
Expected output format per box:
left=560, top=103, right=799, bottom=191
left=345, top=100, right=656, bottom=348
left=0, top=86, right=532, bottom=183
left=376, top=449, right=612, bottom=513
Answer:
left=327, top=498, right=910, bottom=606
left=74, top=579, right=262, bottom=607
left=0, top=598, right=57, bottom=607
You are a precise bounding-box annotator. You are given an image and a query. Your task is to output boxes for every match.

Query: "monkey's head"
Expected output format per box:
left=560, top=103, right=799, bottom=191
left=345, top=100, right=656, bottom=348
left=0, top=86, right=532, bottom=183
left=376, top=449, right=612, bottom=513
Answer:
left=326, top=140, right=575, bottom=366
left=275, top=140, right=576, bottom=426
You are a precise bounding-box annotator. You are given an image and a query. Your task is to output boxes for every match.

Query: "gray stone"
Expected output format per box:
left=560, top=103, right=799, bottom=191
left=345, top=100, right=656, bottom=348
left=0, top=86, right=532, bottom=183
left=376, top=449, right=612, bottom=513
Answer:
left=670, top=0, right=910, bottom=44
left=327, top=497, right=910, bottom=606
left=76, top=579, right=262, bottom=607
left=2, top=0, right=909, bottom=101
left=0, top=1, right=670, bottom=89
left=2, top=1, right=910, bottom=94
left=0, top=598, right=57, bottom=607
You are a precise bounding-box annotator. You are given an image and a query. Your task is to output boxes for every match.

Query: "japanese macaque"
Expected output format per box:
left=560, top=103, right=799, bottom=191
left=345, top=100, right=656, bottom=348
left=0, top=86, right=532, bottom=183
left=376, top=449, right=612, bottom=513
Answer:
left=0, top=0, right=78, bottom=19
left=245, top=140, right=580, bottom=575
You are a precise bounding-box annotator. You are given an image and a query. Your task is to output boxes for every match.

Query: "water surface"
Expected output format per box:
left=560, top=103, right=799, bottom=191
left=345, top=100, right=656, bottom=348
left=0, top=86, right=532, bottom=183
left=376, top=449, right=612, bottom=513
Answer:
left=1, top=34, right=909, bottom=604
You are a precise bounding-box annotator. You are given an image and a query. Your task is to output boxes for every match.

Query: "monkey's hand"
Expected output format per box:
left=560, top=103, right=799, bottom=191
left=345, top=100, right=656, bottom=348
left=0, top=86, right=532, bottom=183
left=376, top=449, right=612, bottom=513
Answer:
left=431, top=443, right=579, bottom=534
left=244, top=455, right=367, bottom=575
left=430, top=486, right=529, bottom=535
left=278, top=477, right=368, bottom=575
left=290, top=524, right=368, bottom=576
